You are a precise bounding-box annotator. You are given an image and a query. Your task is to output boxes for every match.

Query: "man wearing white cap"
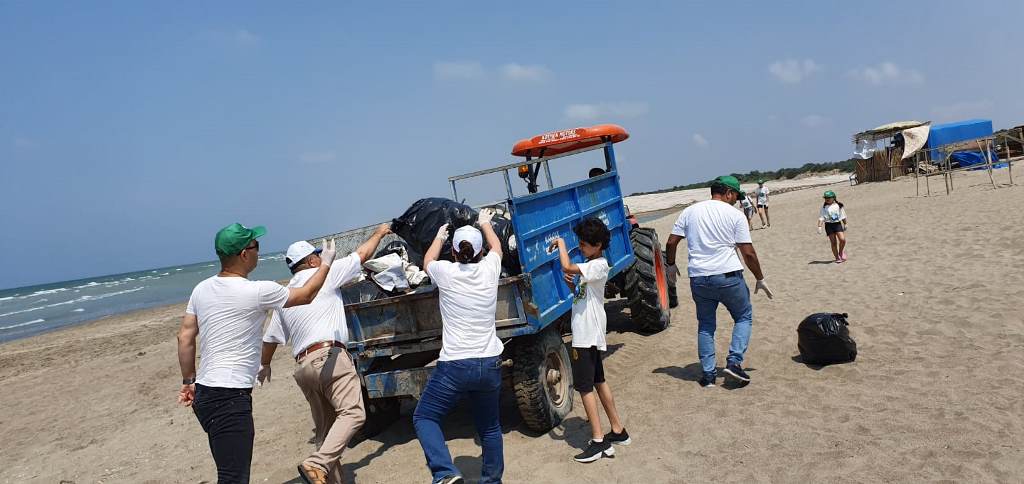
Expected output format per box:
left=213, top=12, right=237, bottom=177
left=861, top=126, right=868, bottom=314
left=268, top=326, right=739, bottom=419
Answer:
left=414, top=208, right=506, bottom=484
left=259, top=224, right=390, bottom=484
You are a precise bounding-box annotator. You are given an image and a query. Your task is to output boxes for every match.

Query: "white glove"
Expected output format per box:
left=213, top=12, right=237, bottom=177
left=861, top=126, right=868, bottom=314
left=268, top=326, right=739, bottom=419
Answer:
left=754, top=279, right=774, bottom=299
left=478, top=208, right=495, bottom=225
left=435, top=223, right=450, bottom=241
left=666, top=263, right=679, bottom=285
left=319, top=238, right=337, bottom=267
left=257, top=364, right=271, bottom=387
left=817, top=226, right=824, bottom=235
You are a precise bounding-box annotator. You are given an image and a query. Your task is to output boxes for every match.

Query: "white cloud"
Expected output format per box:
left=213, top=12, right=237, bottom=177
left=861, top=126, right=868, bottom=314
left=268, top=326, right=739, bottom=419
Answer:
left=202, top=28, right=261, bottom=47
left=848, top=62, right=924, bottom=86
left=232, top=29, right=260, bottom=46
left=564, top=102, right=650, bottom=121
left=692, top=133, right=709, bottom=148
left=499, top=63, right=550, bottom=82
left=931, top=100, right=992, bottom=121
left=298, top=151, right=336, bottom=164
left=768, top=59, right=822, bottom=84
left=801, top=114, right=830, bottom=128
left=433, top=61, right=485, bottom=81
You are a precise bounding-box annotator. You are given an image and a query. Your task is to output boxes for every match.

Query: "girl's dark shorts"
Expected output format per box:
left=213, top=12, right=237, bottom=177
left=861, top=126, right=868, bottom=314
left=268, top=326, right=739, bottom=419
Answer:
left=825, top=222, right=845, bottom=235
left=570, top=346, right=605, bottom=393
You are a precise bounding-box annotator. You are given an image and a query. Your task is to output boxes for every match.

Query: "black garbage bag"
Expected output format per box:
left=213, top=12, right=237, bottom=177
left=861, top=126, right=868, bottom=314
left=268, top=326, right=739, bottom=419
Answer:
left=373, top=239, right=422, bottom=266
left=340, top=279, right=388, bottom=305
left=490, top=215, right=521, bottom=275
left=797, top=313, right=857, bottom=365
left=391, top=198, right=477, bottom=261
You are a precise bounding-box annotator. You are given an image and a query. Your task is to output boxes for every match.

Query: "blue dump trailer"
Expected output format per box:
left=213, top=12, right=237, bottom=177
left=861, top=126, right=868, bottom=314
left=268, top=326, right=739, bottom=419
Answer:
left=309, top=125, right=673, bottom=435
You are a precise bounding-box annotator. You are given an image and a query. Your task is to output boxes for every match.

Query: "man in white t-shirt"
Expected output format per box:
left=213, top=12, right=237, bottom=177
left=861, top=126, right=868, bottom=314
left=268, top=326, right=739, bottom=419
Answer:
left=176, top=222, right=336, bottom=483
left=665, top=176, right=774, bottom=388
left=258, top=224, right=389, bottom=484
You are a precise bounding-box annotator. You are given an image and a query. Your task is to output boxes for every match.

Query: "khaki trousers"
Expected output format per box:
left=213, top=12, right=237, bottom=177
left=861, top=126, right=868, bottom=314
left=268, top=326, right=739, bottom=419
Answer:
left=293, top=346, right=366, bottom=484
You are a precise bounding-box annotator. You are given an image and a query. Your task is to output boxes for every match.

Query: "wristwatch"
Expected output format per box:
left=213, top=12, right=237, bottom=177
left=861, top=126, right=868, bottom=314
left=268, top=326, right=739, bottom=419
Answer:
left=182, top=377, right=196, bottom=385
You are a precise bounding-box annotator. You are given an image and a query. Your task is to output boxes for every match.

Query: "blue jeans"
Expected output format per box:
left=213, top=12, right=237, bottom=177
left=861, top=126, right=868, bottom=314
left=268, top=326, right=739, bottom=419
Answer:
left=413, top=356, right=504, bottom=484
left=690, top=271, right=753, bottom=376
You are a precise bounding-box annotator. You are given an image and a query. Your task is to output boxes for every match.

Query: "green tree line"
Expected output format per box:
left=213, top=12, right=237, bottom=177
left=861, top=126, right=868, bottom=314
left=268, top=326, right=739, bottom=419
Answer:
left=630, top=158, right=856, bottom=196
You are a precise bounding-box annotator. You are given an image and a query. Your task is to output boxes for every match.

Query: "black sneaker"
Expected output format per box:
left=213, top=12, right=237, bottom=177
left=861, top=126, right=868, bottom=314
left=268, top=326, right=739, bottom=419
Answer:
left=435, top=476, right=463, bottom=484
left=723, top=363, right=751, bottom=382
left=604, top=428, right=632, bottom=446
left=573, top=440, right=615, bottom=463
left=699, top=373, right=716, bottom=388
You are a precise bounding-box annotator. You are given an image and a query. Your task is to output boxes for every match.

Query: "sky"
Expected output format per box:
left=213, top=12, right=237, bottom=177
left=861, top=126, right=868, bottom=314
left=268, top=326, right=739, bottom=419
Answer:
left=2, top=1, right=1023, bottom=289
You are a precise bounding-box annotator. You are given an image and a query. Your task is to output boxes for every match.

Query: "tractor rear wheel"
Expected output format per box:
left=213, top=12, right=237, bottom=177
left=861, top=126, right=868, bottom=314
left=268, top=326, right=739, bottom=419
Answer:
left=624, top=228, right=671, bottom=333
left=512, top=325, right=574, bottom=432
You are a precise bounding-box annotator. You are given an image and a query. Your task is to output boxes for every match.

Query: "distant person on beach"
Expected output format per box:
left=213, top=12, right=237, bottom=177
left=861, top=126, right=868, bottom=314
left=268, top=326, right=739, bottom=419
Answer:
left=258, top=224, right=390, bottom=484
left=755, top=180, right=771, bottom=228
left=817, top=190, right=848, bottom=263
left=414, top=208, right=504, bottom=484
left=665, top=176, right=774, bottom=388
left=176, top=223, right=336, bottom=484
left=740, top=192, right=756, bottom=230
left=550, top=218, right=631, bottom=464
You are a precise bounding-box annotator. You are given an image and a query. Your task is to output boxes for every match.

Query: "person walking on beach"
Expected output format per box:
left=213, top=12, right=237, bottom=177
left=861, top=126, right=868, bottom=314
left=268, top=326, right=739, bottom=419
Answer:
left=414, top=208, right=505, bottom=484
left=177, top=223, right=336, bottom=483
left=740, top=192, right=756, bottom=230
left=817, top=190, right=848, bottom=263
left=755, top=180, right=771, bottom=228
left=550, top=218, right=631, bottom=464
left=258, top=224, right=390, bottom=484
left=665, top=176, right=774, bottom=388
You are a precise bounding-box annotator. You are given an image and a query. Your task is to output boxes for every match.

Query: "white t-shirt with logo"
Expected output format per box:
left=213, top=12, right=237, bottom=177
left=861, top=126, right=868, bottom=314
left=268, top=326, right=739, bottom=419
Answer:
left=756, top=186, right=770, bottom=205
left=571, top=257, right=610, bottom=350
left=819, top=203, right=847, bottom=223
left=671, top=199, right=753, bottom=277
left=741, top=197, right=753, bottom=209
left=186, top=276, right=289, bottom=388
left=263, top=253, right=363, bottom=358
left=426, top=251, right=505, bottom=361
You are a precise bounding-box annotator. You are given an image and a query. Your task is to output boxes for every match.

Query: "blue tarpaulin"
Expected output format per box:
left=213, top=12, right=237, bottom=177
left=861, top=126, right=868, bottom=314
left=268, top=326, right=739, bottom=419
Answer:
left=951, top=150, right=1005, bottom=170
left=924, top=119, right=994, bottom=163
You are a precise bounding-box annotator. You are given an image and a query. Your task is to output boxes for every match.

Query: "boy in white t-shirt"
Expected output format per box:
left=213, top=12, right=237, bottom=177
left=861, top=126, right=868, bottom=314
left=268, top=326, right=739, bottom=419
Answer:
left=550, top=217, right=630, bottom=464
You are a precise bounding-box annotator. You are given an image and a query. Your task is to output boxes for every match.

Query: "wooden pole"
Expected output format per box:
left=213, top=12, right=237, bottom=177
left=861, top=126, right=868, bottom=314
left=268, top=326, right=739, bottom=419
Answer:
left=983, top=139, right=996, bottom=189
left=926, top=171, right=931, bottom=196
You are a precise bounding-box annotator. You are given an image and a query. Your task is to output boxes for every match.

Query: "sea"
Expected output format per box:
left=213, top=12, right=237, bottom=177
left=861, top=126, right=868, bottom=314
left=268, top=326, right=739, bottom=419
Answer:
left=0, top=253, right=294, bottom=343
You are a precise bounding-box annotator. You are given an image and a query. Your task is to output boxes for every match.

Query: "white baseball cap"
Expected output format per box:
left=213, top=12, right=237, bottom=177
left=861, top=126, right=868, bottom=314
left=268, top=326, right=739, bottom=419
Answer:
left=452, top=226, right=483, bottom=256
left=285, top=240, right=321, bottom=268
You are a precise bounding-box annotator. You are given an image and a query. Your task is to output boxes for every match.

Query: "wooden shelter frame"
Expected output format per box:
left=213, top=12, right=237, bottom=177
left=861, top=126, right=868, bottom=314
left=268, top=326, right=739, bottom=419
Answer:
left=913, top=127, right=1023, bottom=196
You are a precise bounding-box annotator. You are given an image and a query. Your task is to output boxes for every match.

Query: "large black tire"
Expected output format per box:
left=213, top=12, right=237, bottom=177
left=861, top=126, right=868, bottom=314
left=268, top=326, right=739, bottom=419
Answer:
left=512, top=325, right=574, bottom=432
left=624, top=228, right=671, bottom=333
left=664, top=249, right=679, bottom=309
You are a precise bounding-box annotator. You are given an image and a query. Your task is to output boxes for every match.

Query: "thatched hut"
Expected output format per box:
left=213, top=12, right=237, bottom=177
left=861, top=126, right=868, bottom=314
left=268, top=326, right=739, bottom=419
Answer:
left=851, top=121, right=930, bottom=183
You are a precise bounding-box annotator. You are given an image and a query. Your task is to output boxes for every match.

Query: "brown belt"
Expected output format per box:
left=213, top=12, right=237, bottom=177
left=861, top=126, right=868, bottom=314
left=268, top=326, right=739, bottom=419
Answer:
left=296, top=340, right=345, bottom=363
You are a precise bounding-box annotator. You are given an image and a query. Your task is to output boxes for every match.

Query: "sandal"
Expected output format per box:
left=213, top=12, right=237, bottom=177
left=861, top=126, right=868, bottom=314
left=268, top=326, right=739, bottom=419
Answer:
left=298, top=463, right=328, bottom=484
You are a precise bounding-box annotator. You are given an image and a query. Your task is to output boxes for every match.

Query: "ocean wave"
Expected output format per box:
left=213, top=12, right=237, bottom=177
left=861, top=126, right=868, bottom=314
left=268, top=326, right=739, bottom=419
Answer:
left=0, top=296, right=14, bottom=302
left=74, top=282, right=101, bottom=289
left=0, top=318, right=46, bottom=331
left=72, top=308, right=84, bottom=312
left=19, top=287, right=69, bottom=298
left=0, top=286, right=147, bottom=318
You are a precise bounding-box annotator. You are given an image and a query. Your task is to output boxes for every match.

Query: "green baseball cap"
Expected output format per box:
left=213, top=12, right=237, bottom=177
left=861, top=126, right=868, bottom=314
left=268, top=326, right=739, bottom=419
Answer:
left=215, top=223, right=267, bottom=256
left=823, top=190, right=836, bottom=198
left=713, top=175, right=743, bottom=194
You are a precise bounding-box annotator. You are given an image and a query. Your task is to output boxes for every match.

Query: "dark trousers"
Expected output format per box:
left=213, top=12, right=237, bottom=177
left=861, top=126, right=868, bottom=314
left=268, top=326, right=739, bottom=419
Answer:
left=192, top=383, right=255, bottom=484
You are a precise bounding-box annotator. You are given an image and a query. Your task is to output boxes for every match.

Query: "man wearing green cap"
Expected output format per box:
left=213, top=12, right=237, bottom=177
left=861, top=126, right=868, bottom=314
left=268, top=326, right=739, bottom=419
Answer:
left=176, top=222, right=337, bottom=483
left=665, top=176, right=774, bottom=388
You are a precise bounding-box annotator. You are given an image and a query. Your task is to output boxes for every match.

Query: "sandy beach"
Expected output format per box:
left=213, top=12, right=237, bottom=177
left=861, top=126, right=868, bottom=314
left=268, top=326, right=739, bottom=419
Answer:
left=2, top=169, right=1023, bottom=483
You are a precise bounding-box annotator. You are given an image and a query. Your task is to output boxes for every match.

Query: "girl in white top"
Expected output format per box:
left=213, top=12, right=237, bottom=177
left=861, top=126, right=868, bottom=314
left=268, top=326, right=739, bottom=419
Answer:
left=817, top=190, right=848, bottom=263
left=414, top=208, right=505, bottom=483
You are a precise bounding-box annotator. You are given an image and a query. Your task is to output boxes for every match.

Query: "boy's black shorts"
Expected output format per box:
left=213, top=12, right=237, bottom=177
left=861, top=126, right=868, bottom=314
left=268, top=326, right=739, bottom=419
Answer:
left=570, top=346, right=605, bottom=393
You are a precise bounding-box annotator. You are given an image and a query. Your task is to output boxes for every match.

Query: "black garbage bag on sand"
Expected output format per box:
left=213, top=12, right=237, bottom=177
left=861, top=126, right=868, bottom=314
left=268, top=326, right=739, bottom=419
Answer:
left=797, top=312, right=857, bottom=365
